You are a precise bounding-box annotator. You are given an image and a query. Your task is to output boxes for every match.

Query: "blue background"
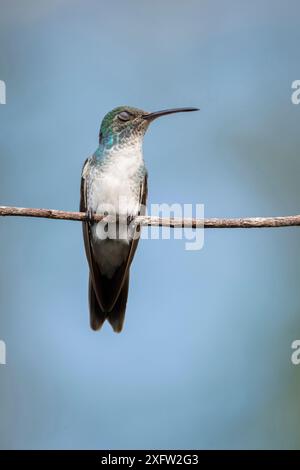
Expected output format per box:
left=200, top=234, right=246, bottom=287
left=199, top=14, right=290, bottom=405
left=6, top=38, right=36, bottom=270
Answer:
left=1, top=0, right=300, bottom=449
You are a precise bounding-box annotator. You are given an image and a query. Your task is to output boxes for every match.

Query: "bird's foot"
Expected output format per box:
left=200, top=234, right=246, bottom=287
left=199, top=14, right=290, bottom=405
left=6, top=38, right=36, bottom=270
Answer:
left=127, top=214, right=136, bottom=226
left=86, top=209, right=94, bottom=224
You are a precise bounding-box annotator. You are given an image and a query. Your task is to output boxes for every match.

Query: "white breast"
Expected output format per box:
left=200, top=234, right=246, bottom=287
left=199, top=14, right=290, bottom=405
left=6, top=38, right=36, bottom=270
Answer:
left=89, top=140, right=143, bottom=217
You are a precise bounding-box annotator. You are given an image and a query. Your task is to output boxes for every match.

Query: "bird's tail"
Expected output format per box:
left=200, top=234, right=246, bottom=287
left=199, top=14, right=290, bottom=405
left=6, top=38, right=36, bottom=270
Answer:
left=88, top=273, right=129, bottom=333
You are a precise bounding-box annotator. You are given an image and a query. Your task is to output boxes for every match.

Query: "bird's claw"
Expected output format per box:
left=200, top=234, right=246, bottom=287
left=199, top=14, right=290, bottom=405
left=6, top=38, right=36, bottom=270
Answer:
left=127, top=215, right=135, bottom=226
left=86, top=209, right=94, bottom=223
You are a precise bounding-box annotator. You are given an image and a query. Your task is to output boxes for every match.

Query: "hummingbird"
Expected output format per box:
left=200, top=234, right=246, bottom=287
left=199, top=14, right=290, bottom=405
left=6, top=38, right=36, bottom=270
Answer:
left=80, top=106, right=198, bottom=333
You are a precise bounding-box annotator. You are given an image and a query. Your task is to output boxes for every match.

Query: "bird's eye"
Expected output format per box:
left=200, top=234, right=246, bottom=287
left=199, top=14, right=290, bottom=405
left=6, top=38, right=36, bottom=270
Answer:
left=118, top=111, right=132, bottom=121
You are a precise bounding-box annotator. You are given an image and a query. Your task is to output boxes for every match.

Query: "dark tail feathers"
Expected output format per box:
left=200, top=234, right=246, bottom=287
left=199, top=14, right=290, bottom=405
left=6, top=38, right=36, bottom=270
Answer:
left=88, top=274, right=129, bottom=333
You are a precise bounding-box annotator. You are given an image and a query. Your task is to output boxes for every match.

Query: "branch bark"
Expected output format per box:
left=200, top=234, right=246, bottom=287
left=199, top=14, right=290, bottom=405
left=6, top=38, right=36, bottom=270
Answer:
left=1, top=205, right=300, bottom=228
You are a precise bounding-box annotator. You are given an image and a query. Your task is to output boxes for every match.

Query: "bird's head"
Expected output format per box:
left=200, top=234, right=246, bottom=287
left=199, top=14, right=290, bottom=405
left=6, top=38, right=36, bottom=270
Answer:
left=99, top=105, right=199, bottom=148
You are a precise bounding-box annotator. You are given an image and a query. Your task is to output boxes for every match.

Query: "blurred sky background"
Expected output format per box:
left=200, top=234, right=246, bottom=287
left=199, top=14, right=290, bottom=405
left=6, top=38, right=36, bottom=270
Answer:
left=0, top=0, right=300, bottom=450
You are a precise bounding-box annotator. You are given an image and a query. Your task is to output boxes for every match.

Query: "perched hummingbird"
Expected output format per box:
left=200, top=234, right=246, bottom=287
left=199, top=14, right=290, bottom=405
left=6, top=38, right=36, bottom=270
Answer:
left=80, top=106, right=198, bottom=332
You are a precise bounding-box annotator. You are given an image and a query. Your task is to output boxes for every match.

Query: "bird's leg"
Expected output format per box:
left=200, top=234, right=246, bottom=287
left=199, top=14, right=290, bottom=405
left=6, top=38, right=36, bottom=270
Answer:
left=127, top=214, right=136, bottom=226
left=86, top=209, right=94, bottom=224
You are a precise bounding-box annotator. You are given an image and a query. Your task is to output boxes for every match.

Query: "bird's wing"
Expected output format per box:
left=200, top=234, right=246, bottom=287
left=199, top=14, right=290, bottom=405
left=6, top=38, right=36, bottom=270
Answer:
left=80, top=158, right=107, bottom=311
left=80, top=160, right=147, bottom=312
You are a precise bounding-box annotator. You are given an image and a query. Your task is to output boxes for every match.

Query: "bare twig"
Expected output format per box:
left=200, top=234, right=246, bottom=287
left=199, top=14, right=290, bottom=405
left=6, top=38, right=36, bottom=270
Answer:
left=0, top=205, right=300, bottom=228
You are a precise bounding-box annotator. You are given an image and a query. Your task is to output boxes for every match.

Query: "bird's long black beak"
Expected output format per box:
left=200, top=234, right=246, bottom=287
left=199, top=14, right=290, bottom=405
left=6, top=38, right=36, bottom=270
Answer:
left=142, top=107, right=199, bottom=120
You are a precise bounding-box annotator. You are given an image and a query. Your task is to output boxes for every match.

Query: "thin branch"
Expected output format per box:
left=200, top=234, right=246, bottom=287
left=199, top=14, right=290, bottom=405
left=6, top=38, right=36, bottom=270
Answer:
left=1, top=205, right=300, bottom=228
